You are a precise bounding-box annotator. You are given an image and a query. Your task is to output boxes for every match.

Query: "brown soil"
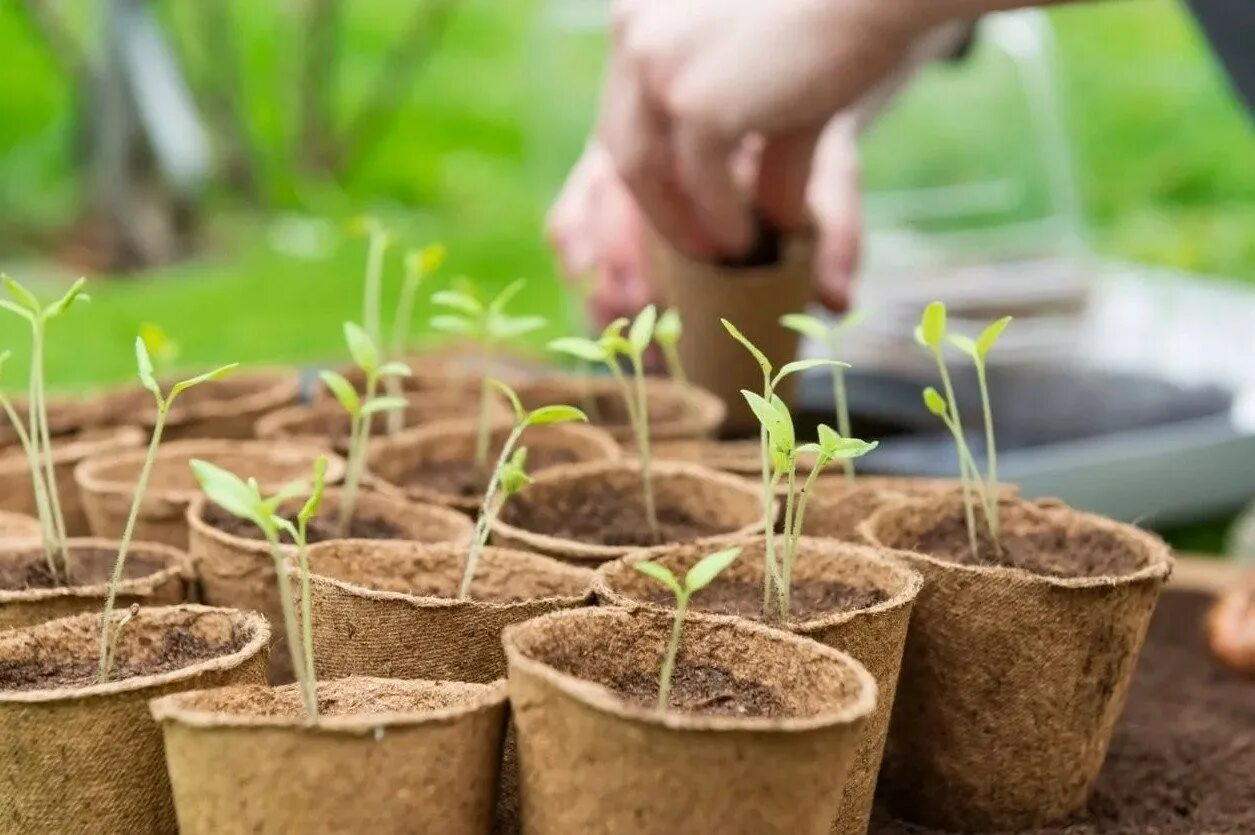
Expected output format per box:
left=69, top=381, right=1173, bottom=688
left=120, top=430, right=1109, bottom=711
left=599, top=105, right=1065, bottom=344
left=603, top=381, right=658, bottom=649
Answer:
left=203, top=503, right=404, bottom=544
left=871, top=590, right=1255, bottom=834
left=400, top=446, right=583, bottom=499
left=0, top=548, right=166, bottom=592
left=588, top=661, right=786, bottom=718
left=643, top=578, right=887, bottom=622
left=0, top=628, right=245, bottom=691
left=503, top=496, right=725, bottom=548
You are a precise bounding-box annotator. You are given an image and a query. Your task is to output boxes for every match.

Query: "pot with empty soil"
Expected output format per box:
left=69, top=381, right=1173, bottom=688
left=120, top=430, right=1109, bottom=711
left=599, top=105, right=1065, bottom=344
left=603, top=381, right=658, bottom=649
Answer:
left=75, top=440, right=343, bottom=549
left=595, top=536, right=921, bottom=835
left=0, top=537, right=189, bottom=630
left=491, top=459, right=763, bottom=564
left=0, top=605, right=269, bottom=834
left=368, top=419, right=621, bottom=513
left=188, top=489, right=473, bottom=682
left=861, top=493, right=1174, bottom=831
left=503, top=606, right=876, bottom=835
left=151, top=676, right=508, bottom=835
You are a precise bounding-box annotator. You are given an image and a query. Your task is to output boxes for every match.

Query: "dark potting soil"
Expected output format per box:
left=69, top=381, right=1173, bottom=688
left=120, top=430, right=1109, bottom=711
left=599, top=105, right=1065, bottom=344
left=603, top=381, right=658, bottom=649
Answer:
left=203, top=503, right=405, bottom=544
left=0, top=548, right=165, bottom=592
left=611, top=663, right=786, bottom=718
left=871, top=590, right=1255, bottom=834
left=503, top=497, right=726, bottom=547
left=400, top=445, right=583, bottom=500
left=643, top=578, right=887, bottom=622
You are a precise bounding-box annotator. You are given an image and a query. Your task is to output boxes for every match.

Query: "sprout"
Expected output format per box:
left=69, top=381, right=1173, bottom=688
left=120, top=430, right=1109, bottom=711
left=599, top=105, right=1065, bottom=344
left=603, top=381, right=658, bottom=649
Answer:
left=430, top=279, right=547, bottom=466
left=97, top=339, right=237, bottom=682
left=99, top=603, right=140, bottom=683
left=780, top=310, right=866, bottom=481
left=190, top=456, right=329, bottom=719
left=355, top=217, right=391, bottom=351
left=0, top=350, right=58, bottom=579
left=385, top=243, right=446, bottom=435
left=460, top=380, right=585, bottom=599
left=138, top=323, right=180, bottom=377
left=319, top=322, right=409, bottom=536
left=654, top=308, right=689, bottom=401
left=634, top=546, right=742, bottom=711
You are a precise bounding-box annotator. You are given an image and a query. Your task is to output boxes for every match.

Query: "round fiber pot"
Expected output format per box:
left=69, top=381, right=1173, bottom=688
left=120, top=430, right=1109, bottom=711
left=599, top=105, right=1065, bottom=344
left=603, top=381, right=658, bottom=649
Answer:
left=367, top=419, right=621, bottom=513
left=503, top=606, right=877, bottom=835
left=75, top=440, right=344, bottom=550
left=151, top=676, right=508, bottom=835
left=491, top=459, right=763, bottom=565
left=0, top=605, right=269, bottom=834
left=594, top=537, right=921, bottom=835
left=304, top=539, right=592, bottom=683
left=254, top=390, right=483, bottom=452
left=0, top=510, right=42, bottom=542
left=800, top=478, right=913, bottom=542
left=0, top=537, right=189, bottom=630
left=653, top=437, right=765, bottom=475
left=189, top=488, right=471, bottom=683
left=861, top=493, right=1174, bottom=831
left=0, top=425, right=144, bottom=536
left=103, top=368, right=301, bottom=441
left=514, top=375, right=725, bottom=446
left=334, top=354, right=483, bottom=398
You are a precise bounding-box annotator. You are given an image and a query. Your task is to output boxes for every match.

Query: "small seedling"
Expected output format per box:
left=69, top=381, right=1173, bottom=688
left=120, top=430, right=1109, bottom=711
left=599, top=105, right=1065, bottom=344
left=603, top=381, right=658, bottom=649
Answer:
left=385, top=243, right=446, bottom=434
left=319, top=322, right=409, bottom=536
left=97, top=339, right=236, bottom=681
left=654, top=308, right=690, bottom=404
left=190, top=456, right=329, bottom=720
left=634, top=546, right=742, bottom=711
left=353, top=216, right=391, bottom=352
left=99, top=603, right=140, bottom=682
left=430, top=279, right=547, bottom=466
left=780, top=310, right=866, bottom=481
left=460, top=379, right=586, bottom=599
left=0, top=350, right=57, bottom=577
left=138, top=323, right=181, bottom=377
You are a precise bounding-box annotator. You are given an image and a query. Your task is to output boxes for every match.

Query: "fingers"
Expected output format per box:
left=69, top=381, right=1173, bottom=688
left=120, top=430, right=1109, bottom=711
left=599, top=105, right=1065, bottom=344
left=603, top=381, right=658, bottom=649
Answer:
left=546, top=145, right=609, bottom=278
left=756, top=129, right=821, bottom=234
left=807, top=117, right=862, bottom=312
left=671, top=124, right=753, bottom=255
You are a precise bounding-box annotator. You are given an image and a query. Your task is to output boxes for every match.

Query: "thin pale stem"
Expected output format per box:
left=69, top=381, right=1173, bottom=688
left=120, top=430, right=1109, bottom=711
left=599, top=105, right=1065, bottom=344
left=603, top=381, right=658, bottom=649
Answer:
left=830, top=334, right=854, bottom=483
left=975, top=361, right=1000, bottom=541
left=939, top=413, right=979, bottom=559
left=608, top=361, right=658, bottom=540
left=473, top=348, right=493, bottom=466
left=460, top=424, right=524, bottom=599
left=789, top=458, right=826, bottom=561
left=363, top=231, right=386, bottom=349
left=778, top=468, right=797, bottom=619
left=662, top=344, right=692, bottom=417
left=100, top=605, right=137, bottom=683
left=630, top=355, right=659, bottom=539
left=31, top=328, right=69, bottom=569
left=576, top=360, right=601, bottom=421
left=657, top=593, right=688, bottom=711
left=756, top=376, right=781, bottom=619
left=97, top=407, right=168, bottom=681
left=296, top=521, right=316, bottom=687
left=385, top=271, right=422, bottom=436
left=1, top=394, right=57, bottom=575
left=263, top=530, right=318, bottom=720
left=337, top=377, right=376, bottom=535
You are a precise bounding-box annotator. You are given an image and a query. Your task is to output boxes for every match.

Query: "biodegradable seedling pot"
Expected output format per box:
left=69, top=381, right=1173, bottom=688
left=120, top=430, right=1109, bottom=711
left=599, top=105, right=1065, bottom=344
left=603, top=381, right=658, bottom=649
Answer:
left=594, top=537, right=922, bottom=835
left=151, top=676, right=508, bottom=835
left=0, top=425, right=144, bottom=536
left=0, top=605, right=269, bottom=834
left=491, top=459, right=763, bottom=565
left=189, top=489, right=471, bottom=683
left=103, top=369, right=301, bottom=441
left=503, top=606, right=877, bottom=835
left=861, top=493, right=1174, bottom=831
left=513, top=375, right=725, bottom=446
left=254, top=390, right=487, bottom=452
left=0, top=510, right=42, bottom=542
left=0, top=537, right=189, bottom=631
left=334, top=354, right=484, bottom=398
left=75, top=440, right=344, bottom=550
left=367, top=419, right=621, bottom=513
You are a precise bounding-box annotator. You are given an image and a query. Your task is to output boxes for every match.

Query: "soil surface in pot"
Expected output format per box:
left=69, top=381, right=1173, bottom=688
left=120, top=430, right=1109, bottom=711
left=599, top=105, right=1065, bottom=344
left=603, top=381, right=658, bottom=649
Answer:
left=504, top=499, right=722, bottom=547
left=0, top=548, right=166, bottom=591
left=203, top=503, right=405, bottom=544
left=871, top=590, right=1255, bottom=834
left=643, top=579, right=886, bottom=622
left=400, top=446, right=584, bottom=500
left=175, top=678, right=487, bottom=718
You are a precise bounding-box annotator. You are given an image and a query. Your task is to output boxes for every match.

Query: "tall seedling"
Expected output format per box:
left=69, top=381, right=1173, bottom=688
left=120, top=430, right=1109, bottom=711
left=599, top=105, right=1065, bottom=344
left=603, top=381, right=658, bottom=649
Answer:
left=459, top=380, right=586, bottom=599
left=654, top=308, right=690, bottom=408
left=0, top=351, right=56, bottom=576
left=319, top=323, right=409, bottom=536
left=384, top=243, right=447, bottom=435
left=356, top=217, right=391, bottom=352
left=430, top=279, right=547, bottom=466
left=97, top=339, right=236, bottom=681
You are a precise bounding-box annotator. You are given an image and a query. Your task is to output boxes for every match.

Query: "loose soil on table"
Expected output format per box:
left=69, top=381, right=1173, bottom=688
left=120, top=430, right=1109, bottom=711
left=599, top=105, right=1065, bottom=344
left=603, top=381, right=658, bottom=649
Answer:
left=203, top=503, right=405, bottom=544
left=871, top=590, right=1255, bottom=834
left=400, top=446, right=583, bottom=500
left=0, top=548, right=166, bottom=592
left=502, top=497, right=726, bottom=547
left=643, top=578, right=886, bottom=622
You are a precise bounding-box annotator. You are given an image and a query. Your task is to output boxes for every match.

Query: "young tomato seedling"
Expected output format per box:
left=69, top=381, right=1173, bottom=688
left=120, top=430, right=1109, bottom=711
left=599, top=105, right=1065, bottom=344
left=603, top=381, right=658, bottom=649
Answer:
left=319, top=322, right=409, bottom=536
left=97, top=338, right=237, bottom=681
left=0, top=350, right=57, bottom=577
left=460, top=380, right=586, bottom=599
left=430, top=279, right=547, bottom=466
left=354, top=216, right=391, bottom=352
left=634, top=546, right=742, bottom=711
left=654, top=308, right=690, bottom=402
left=384, top=243, right=446, bottom=435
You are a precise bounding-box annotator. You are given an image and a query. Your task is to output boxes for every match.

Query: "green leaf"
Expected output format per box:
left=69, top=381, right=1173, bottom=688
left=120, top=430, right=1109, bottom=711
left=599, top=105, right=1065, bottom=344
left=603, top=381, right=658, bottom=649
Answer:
left=488, top=314, right=547, bottom=340
left=976, top=316, right=1012, bottom=359
left=836, top=310, right=867, bottom=332
left=825, top=438, right=879, bottom=459
left=722, top=318, right=771, bottom=376
left=923, top=387, right=949, bottom=417
left=816, top=424, right=840, bottom=450
left=524, top=405, right=587, bottom=427
left=684, top=546, right=742, bottom=593
left=360, top=396, right=408, bottom=416
left=415, top=243, right=446, bottom=274
left=627, top=304, right=657, bottom=356
left=769, top=394, right=795, bottom=451
left=320, top=370, right=361, bottom=415
left=919, top=301, right=947, bottom=349
left=430, top=315, right=476, bottom=336
left=772, top=358, right=848, bottom=388
left=0, top=299, right=33, bottom=322
left=779, top=312, right=829, bottom=340
left=488, top=279, right=527, bottom=317
left=377, top=361, right=412, bottom=378
left=431, top=290, right=483, bottom=317
left=548, top=337, right=607, bottom=363
left=169, top=364, right=237, bottom=400
left=298, top=456, right=329, bottom=525
left=948, top=334, right=978, bottom=358
left=501, top=446, right=532, bottom=496
left=2, top=275, right=41, bottom=316
left=261, top=480, right=310, bottom=517
left=343, top=321, right=379, bottom=373
left=634, top=560, right=682, bottom=596
left=796, top=442, right=824, bottom=456
left=741, top=390, right=787, bottom=436
left=0, top=349, right=10, bottom=375
left=134, top=337, right=160, bottom=399
left=190, top=459, right=260, bottom=522
left=45, top=278, right=88, bottom=318
left=488, top=379, right=525, bottom=421
left=655, top=308, right=682, bottom=346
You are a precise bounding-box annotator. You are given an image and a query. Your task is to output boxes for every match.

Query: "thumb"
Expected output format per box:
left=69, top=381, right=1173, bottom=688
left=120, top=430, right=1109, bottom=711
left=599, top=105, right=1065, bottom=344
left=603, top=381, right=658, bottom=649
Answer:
left=807, top=117, right=862, bottom=312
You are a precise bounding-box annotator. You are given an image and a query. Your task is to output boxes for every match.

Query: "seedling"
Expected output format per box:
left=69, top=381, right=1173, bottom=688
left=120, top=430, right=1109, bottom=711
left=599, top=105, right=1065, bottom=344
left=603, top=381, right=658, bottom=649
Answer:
left=97, top=339, right=236, bottom=681
left=190, top=456, right=329, bottom=719
left=318, top=322, right=409, bottom=536
left=634, top=546, right=742, bottom=711
left=550, top=306, right=662, bottom=539
left=722, top=318, right=844, bottom=613
left=742, top=392, right=876, bottom=619
left=1, top=275, right=90, bottom=580
left=430, top=279, right=547, bottom=465
left=354, top=216, right=391, bottom=351
left=138, top=323, right=181, bottom=377
left=460, top=379, right=586, bottom=599
left=385, top=243, right=446, bottom=434
left=654, top=308, right=690, bottom=399
left=780, top=310, right=866, bottom=481
left=0, top=350, right=57, bottom=577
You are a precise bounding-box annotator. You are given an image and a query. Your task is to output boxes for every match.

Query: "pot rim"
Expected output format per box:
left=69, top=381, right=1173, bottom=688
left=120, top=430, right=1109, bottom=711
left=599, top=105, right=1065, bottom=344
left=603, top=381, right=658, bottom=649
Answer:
left=514, top=374, right=726, bottom=441
left=0, top=537, right=190, bottom=604
left=134, top=368, right=300, bottom=429
left=0, top=424, right=145, bottom=474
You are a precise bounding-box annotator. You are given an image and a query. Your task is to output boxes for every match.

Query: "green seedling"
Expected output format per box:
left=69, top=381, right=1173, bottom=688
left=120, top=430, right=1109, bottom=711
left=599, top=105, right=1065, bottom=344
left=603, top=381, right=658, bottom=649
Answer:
left=780, top=310, right=866, bottom=481
left=654, top=308, right=689, bottom=403
left=97, top=339, right=236, bottom=681
left=354, top=216, right=391, bottom=352
left=430, top=279, right=547, bottom=466
left=138, top=322, right=181, bottom=377
left=384, top=243, right=446, bottom=435
left=722, top=318, right=845, bottom=613
left=550, top=306, right=662, bottom=539
left=99, top=603, right=140, bottom=683
left=742, top=392, right=876, bottom=619
left=0, top=350, right=57, bottom=578
left=1, top=275, right=90, bottom=579
left=190, top=456, right=329, bottom=719
left=460, top=380, right=586, bottom=599
left=319, top=322, right=409, bottom=536
left=634, top=546, right=742, bottom=711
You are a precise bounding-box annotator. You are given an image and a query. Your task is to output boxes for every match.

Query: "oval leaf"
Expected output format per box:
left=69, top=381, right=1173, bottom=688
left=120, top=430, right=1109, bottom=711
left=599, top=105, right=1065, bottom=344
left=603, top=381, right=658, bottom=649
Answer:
left=0, top=299, right=33, bottom=322
left=634, top=560, right=681, bottom=596
left=431, top=290, right=482, bottom=317
left=343, top=322, right=379, bottom=373
left=741, top=390, right=785, bottom=436
left=977, top=316, right=1012, bottom=359
left=548, top=337, right=607, bottom=364
left=919, top=301, right=947, bottom=349
left=2, top=275, right=41, bottom=315
left=772, top=358, right=849, bottom=388
left=488, top=314, right=547, bottom=341
left=430, top=315, right=476, bottom=336
left=779, top=312, right=829, bottom=340
left=488, top=279, right=527, bottom=317
left=525, top=405, right=588, bottom=427
left=722, top=318, right=771, bottom=376
left=170, top=363, right=238, bottom=400
left=628, top=304, right=657, bottom=356
left=816, top=423, right=840, bottom=450
left=826, top=438, right=879, bottom=459
left=45, top=277, right=88, bottom=318
left=377, top=360, right=413, bottom=378
left=684, top=547, right=742, bottom=593
left=134, top=337, right=160, bottom=399
left=948, top=334, right=978, bottom=358
left=836, top=310, right=867, bottom=332
left=655, top=308, right=682, bottom=346
left=489, top=379, right=525, bottom=420
left=360, top=396, right=408, bottom=416
left=298, top=456, right=329, bottom=524
left=319, top=370, right=361, bottom=415
left=923, top=387, right=948, bottom=417
left=190, top=459, right=259, bottom=522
